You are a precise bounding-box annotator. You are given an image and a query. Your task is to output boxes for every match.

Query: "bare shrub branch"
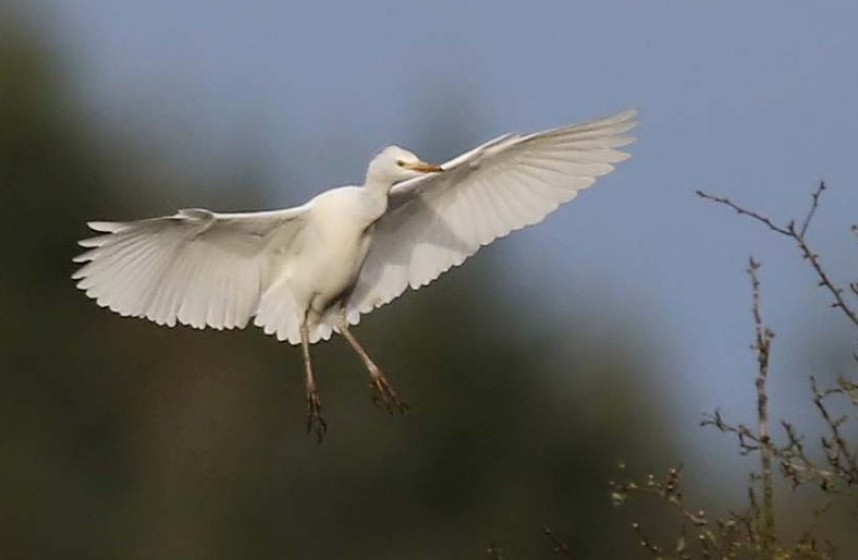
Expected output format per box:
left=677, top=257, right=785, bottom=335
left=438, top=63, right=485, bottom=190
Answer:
left=747, top=258, right=776, bottom=553
left=697, top=183, right=858, bottom=328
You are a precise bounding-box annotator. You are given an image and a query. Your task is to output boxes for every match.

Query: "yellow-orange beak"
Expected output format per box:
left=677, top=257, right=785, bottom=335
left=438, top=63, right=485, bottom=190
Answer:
left=404, top=161, right=444, bottom=173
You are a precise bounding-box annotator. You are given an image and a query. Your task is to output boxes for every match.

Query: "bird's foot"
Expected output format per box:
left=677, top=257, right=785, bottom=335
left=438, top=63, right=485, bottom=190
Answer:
left=369, top=373, right=409, bottom=415
left=305, top=390, right=327, bottom=443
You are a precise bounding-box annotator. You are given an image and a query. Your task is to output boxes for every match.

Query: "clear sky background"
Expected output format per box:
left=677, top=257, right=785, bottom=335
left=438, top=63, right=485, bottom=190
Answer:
left=23, top=1, right=858, bottom=482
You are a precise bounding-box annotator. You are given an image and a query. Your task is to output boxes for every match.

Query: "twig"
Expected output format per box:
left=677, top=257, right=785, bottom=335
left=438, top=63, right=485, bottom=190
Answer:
left=543, top=527, right=574, bottom=558
left=697, top=184, right=858, bottom=329
left=799, top=181, right=826, bottom=238
left=788, top=223, right=858, bottom=328
left=695, top=191, right=791, bottom=236
left=812, top=376, right=858, bottom=484
left=701, top=409, right=763, bottom=454
left=630, top=523, right=661, bottom=557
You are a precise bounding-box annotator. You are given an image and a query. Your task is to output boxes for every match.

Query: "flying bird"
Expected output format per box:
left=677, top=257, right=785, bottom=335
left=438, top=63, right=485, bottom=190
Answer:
left=74, top=109, right=637, bottom=440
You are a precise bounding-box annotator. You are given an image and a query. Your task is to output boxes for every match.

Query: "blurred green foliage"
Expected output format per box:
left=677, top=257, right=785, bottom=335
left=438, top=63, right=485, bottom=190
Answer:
left=0, top=13, right=672, bottom=560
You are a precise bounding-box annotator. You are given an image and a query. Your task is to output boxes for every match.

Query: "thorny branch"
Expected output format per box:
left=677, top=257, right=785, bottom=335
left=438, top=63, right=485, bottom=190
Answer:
left=707, top=375, right=858, bottom=495
left=811, top=376, right=858, bottom=486
left=695, top=191, right=791, bottom=236
left=747, top=258, right=776, bottom=554
left=697, top=182, right=858, bottom=329
left=799, top=181, right=825, bottom=238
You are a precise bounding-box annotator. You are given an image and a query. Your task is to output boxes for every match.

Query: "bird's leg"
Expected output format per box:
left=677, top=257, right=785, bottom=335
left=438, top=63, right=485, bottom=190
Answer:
left=338, top=318, right=408, bottom=414
left=301, top=324, right=326, bottom=443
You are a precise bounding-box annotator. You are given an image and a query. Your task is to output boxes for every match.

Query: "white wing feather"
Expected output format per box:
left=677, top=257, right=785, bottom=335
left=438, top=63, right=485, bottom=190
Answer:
left=73, top=206, right=307, bottom=330
left=346, top=110, right=637, bottom=321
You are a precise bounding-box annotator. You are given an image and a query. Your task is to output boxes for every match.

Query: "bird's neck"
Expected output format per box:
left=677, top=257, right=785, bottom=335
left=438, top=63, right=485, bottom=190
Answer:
left=355, top=180, right=389, bottom=222
left=362, top=169, right=395, bottom=197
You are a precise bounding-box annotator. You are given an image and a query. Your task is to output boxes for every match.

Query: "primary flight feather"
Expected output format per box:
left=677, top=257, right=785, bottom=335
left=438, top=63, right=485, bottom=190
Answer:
left=74, top=109, right=638, bottom=440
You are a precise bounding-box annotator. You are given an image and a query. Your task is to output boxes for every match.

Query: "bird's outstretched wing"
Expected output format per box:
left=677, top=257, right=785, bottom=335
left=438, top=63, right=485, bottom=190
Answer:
left=346, top=110, right=637, bottom=321
left=73, top=206, right=307, bottom=330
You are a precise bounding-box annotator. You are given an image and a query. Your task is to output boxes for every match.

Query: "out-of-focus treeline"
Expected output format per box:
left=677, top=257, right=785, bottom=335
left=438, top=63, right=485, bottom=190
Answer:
left=0, top=12, right=669, bottom=560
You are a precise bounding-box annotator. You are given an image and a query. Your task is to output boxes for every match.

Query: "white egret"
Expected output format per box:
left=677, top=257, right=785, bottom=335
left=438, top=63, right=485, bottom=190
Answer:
left=74, top=110, right=637, bottom=440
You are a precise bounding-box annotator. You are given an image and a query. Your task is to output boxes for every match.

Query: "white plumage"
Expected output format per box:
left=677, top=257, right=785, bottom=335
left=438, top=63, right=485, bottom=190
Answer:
left=73, top=109, right=637, bottom=438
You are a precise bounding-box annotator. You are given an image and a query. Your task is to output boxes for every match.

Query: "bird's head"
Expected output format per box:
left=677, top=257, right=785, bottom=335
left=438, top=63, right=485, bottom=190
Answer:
left=365, top=145, right=443, bottom=191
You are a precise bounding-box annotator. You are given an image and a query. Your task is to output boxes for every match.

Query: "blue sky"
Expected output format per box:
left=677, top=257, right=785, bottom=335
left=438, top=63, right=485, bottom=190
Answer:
left=28, top=0, right=858, bottom=479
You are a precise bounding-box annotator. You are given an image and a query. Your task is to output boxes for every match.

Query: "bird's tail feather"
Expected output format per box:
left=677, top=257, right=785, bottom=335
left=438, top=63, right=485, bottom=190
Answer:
left=253, top=280, right=336, bottom=345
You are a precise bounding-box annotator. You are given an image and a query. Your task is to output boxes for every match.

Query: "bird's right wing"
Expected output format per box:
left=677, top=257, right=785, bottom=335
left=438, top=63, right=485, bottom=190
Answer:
left=73, top=206, right=308, bottom=330
left=346, top=110, right=637, bottom=322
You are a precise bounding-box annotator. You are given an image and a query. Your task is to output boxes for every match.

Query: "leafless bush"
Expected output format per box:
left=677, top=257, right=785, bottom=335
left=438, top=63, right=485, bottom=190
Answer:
left=609, top=183, right=857, bottom=560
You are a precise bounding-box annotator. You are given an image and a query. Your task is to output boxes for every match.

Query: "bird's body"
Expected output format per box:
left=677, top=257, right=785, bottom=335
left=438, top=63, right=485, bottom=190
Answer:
left=74, top=110, right=638, bottom=439
left=293, top=188, right=378, bottom=315
left=262, top=185, right=384, bottom=338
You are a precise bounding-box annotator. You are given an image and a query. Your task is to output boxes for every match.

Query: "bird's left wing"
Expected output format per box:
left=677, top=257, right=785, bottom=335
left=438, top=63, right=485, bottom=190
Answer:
left=73, top=206, right=308, bottom=330
left=345, top=110, right=637, bottom=322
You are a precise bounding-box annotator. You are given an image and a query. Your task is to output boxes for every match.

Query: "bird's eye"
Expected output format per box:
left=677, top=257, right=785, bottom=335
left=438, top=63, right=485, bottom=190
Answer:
left=396, top=159, right=405, bottom=167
